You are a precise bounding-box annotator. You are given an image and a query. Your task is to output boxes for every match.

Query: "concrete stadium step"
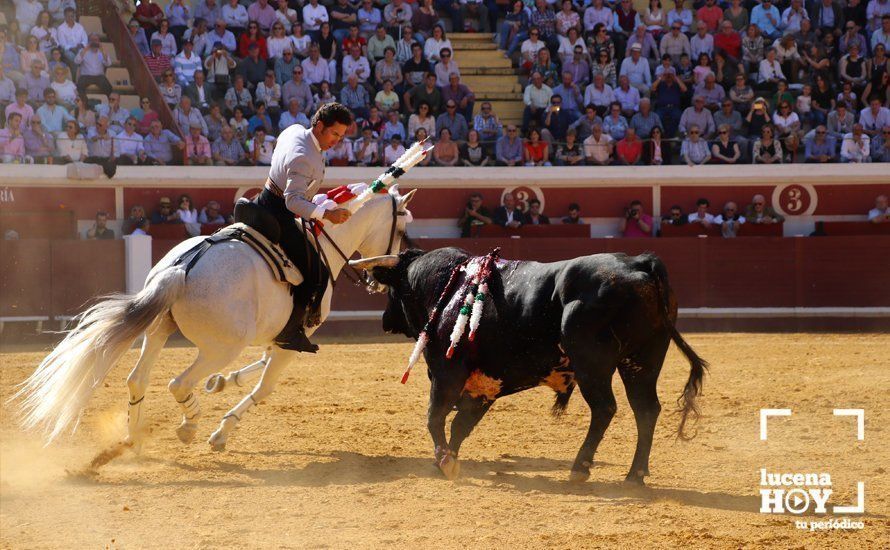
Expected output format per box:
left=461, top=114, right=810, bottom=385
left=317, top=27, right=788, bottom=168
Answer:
left=461, top=75, right=522, bottom=93
left=474, top=92, right=523, bottom=101
left=80, top=16, right=105, bottom=38
left=461, top=67, right=519, bottom=76
left=450, top=41, right=497, bottom=50
left=449, top=32, right=496, bottom=41
left=455, top=52, right=513, bottom=69
left=106, top=67, right=135, bottom=93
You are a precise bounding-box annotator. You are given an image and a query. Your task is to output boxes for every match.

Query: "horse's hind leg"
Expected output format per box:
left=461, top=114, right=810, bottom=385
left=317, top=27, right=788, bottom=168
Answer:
left=168, top=345, right=243, bottom=444
left=126, top=314, right=176, bottom=452
left=208, top=347, right=298, bottom=451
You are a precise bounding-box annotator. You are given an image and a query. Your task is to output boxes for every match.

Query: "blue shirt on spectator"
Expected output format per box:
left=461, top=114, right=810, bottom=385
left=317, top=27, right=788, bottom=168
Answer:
left=36, top=103, right=73, bottom=133
left=750, top=4, right=781, bottom=37
left=804, top=136, right=837, bottom=161
left=496, top=135, right=523, bottom=163
left=143, top=129, right=182, bottom=164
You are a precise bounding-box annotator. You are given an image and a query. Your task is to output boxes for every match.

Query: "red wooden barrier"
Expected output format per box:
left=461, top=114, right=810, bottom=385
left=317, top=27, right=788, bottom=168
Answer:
left=476, top=224, right=590, bottom=238
left=0, top=211, right=77, bottom=240
left=0, top=239, right=52, bottom=317
left=820, top=221, right=890, bottom=236
left=50, top=240, right=126, bottom=317
left=661, top=223, right=718, bottom=238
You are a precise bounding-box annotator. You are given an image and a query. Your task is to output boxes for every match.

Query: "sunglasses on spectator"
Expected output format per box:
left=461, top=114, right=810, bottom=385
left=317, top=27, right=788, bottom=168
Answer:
left=689, top=131, right=700, bottom=135
left=719, top=130, right=727, bottom=134
left=726, top=208, right=736, bottom=212
left=447, top=104, right=456, bottom=108
left=754, top=202, right=764, bottom=205
left=816, top=130, right=826, bottom=134
left=530, top=32, right=539, bottom=36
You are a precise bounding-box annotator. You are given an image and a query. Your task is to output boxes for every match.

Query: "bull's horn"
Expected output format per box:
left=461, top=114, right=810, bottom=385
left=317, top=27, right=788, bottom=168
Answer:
left=348, top=255, right=400, bottom=270
left=400, top=188, right=417, bottom=206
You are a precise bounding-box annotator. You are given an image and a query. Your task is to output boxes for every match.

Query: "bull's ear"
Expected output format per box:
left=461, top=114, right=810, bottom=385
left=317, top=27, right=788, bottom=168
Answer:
left=399, top=188, right=417, bottom=207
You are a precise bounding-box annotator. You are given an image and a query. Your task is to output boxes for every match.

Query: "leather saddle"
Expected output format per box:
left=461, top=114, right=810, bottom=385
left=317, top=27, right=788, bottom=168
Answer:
left=233, top=198, right=281, bottom=245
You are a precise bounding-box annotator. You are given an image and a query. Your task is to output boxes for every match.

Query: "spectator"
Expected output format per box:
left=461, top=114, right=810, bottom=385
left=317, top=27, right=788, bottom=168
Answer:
left=773, top=101, right=801, bottom=161
left=23, top=60, right=50, bottom=106
left=173, top=39, right=202, bottom=88
left=804, top=125, right=837, bottom=163
left=562, top=203, right=582, bottom=224
left=225, top=74, right=255, bottom=117
left=441, top=73, right=475, bottom=122
left=150, top=19, right=177, bottom=58
left=522, top=71, right=552, bottom=132
left=150, top=196, right=174, bottom=224
left=342, top=43, right=371, bottom=84
left=184, top=121, right=213, bottom=166
left=432, top=127, right=459, bottom=166
left=329, top=0, right=356, bottom=42
left=212, top=124, right=248, bottom=166
left=751, top=0, right=781, bottom=40
left=85, top=211, right=114, bottom=240
left=688, top=198, right=714, bottom=226
left=135, top=96, right=160, bottom=135
left=57, top=8, right=87, bottom=68
left=195, top=1, right=223, bottom=31
left=523, top=199, right=550, bottom=225
left=21, top=36, right=49, bottom=78
left=185, top=18, right=212, bottom=57
left=368, top=25, right=396, bottom=64
left=159, top=70, right=183, bottom=109
left=301, top=44, right=332, bottom=87
left=55, top=119, right=88, bottom=162
left=382, top=109, right=406, bottom=141
left=339, top=73, right=371, bottom=119
left=435, top=48, right=461, bottom=86
left=0, top=66, right=15, bottom=111
left=695, top=73, right=726, bottom=111
left=679, top=96, right=716, bottom=138
left=83, top=116, right=114, bottom=172
left=681, top=124, right=711, bottom=165
left=459, top=129, right=488, bottom=166
left=290, top=22, right=313, bottom=59
left=247, top=127, right=275, bottom=165
left=660, top=20, right=690, bottom=64
left=279, top=98, right=310, bottom=131
left=827, top=103, right=856, bottom=141
left=752, top=124, right=783, bottom=164
left=872, top=127, right=890, bottom=162
left=458, top=192, right=492, bottom=237
left=619, top=200, right=653, bottom=238
left=361, top=106, right=385, bottom=135
left=97, top=93, right=131, bottom=132
left=744, top=194, right=784, bottom=224
left=403, top=42, right=432, bottom=89
left=198, top=200, right=226, bottom=225
left=375, top=80, right=400, bottom=112
left=50, top=65, right=77, bottom=109
left=614, top=75, right=641, bottom=119
left=711, top=124, right=741, bottom=164
left=247, top=101, right=273, bottom=135
left=3, top=89, right=34, bottom=126
left=868, top=194, right=890, bottom=223
left=185, top=70, right=214, bottom=113
left=173, top=96, right=208, bottom=136
left=325, top=132, right=354, bottom=165
left=493, top=193, right=523, bottom=228
left=22, top=118, right=55, bottom=163
left=859, top=97, right=890, bottom=137
left=519, top=26, right=546, bottom=71
left=113, top=117, right=148, bottom=165
left=583, top=123, right=613, bottom=165
left=172, top=193, right=199, bottom=224
left=746, top=97, right=772, bottom=138
left=661, top=205, right=688, bottom=227
left=208, top=20, right=237, bottom=54
left=473, top=101, right=500, bottom=143
left=135, top=0, right=164, bottom=37
left=238, top=42, right=267, bottom=89
left=383, top=135, right=406, bottom=166
left=584, top=72, right=615, bottom=117
left=615, top=126, right=643, bottom=165
left=352, top=126, right=379, bottom=166
left=651, top=68, right=686, bottom=137
left=204, top=42, right=236, bottom=96
left=563, top=46, right=591, bottom=89
left=714, top=201, right=745, bottom=237
left=554, top=129, right=584, bottom=166
left=0, top=112, right=27, bottom=163
left=248, top=0, right=277, bottom=35
left=36, top=89, right=73, bottom=134
left=496, top=124, right=523, bottom=166
left=602, top=101, right=629, bottom=140
left=404, top=72, right=441, bottom=115
left=302, top=0, right=330, bottom=36
left=145, top=39, right=173, bottom=82
left=644, top=125, right=672, bottom=165
left=625, top=25, right=658, bottom=65
left=522, top=127, right=550, bottom=166
left=433, top=99, right=468, bottom=143
left=714, top=99, right=746, bottom=152
left=571, top=104, right=604, bottom=141
left=840, top=124, right=872, bottom=162
left=222, top=0, right=249, bottom=37
left=313, top=80, right=336, bottom=111
left=423, top=25, right=451, bottom=63
left=130, top=217, right=151, bottom=236
left=620, top=43, right=652, bottom=95
left=142, top=119, right=184, bottom=165
left=33, top=11, right=61, bottom=55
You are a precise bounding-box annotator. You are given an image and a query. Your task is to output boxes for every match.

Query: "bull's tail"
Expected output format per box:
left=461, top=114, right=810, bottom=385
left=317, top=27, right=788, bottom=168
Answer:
left=11, top=265, right=186, bottom=443
left=551, top=383, right=575, bottom=418
left=642, top=255, right=708, bottom=440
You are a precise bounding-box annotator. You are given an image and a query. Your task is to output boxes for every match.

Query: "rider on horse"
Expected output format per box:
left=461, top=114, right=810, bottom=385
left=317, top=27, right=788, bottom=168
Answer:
left=258, top=102, right=354, bottom=352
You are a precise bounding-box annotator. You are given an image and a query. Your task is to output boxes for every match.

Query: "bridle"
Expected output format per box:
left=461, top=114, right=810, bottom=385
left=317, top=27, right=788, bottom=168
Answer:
left=314, top=193, right=407, bottom=289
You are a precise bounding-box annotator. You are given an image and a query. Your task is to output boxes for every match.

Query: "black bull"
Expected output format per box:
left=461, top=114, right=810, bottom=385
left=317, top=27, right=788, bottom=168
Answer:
left=366, top=247, right=708, bottom=483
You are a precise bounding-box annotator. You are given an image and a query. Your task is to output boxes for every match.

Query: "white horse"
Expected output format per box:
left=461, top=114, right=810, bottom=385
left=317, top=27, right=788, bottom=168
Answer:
left=15, top=186, right=415, bottom=452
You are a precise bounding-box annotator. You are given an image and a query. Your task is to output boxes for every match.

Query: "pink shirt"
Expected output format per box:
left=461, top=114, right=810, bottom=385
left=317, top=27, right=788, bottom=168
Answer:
left=5, top=103, right=35, bottom=127
left=624, top=213, right=654, bottom=237
left=185, top=134, right=211, bottom=159
left=0, top=129, right=26, bottom=157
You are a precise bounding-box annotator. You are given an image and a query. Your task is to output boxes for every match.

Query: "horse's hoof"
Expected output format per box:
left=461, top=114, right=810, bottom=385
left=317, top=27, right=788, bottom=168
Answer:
left=204, top=374, right=226, bottom=394
left=208, top=431, right=227, bottom=452
left=176, top=422, right=198, bottom=444
left=568, top=469, right=590, bottom=483
left=438, top=454, right=460, bottom=480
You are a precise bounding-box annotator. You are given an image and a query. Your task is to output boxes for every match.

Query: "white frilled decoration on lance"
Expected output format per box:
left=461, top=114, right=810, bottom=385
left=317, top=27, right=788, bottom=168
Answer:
left=400, top=248, right=501, bottom=384
left=308, top=139, right=434, bottom=215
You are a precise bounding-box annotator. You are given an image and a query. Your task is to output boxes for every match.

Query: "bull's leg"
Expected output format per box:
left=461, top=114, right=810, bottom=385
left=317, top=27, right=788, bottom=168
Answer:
left=618, top=337, right=669, bottom=484
left=428, top=370, right=468, bottom=480
left=448, top=395, right=493, bottom=456
left=569, top=364, right=618, bottom=482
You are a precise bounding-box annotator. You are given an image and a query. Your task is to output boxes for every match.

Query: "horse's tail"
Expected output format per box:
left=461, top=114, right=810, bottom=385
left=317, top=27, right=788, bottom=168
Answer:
left=12, top=265, right=187, bottom=442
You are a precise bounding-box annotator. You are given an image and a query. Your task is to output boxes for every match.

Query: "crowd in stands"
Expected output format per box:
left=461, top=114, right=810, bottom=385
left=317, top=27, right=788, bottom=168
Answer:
left=459, top=191, right=888, bottom=238
left=2, top=0, right=888, bottom=166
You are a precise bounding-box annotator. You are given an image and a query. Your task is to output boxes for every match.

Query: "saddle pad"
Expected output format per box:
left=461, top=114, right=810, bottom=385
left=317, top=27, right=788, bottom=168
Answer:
left=208, top=223, right=304, bottom=287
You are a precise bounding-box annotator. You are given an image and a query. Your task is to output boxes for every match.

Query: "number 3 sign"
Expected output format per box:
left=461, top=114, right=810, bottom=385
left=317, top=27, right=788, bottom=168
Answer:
left=772, top=183, right=817, bottom=217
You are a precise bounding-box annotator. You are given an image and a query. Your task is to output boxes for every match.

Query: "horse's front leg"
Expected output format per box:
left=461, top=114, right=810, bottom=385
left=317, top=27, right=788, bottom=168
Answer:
left=204, top=351, right=271, bottom=394
left=208, top=348, right=298, bottom=451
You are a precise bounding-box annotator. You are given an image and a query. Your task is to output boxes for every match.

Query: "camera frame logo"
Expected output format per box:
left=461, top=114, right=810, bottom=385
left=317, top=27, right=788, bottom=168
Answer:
left=758, top=408, right=866, bottom=531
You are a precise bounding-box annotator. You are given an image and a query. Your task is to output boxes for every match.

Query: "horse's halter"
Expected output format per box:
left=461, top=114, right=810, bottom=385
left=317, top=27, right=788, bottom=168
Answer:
left=315, top=193, right=407, bottom=289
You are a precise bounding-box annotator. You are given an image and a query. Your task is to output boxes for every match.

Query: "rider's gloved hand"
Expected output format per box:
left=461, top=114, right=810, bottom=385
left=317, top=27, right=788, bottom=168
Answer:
left=323, top=208, right=351, bottom=224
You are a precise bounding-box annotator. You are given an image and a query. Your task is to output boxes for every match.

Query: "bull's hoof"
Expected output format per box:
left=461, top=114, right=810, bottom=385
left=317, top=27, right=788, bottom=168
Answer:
left=568, top=469, right=590, bottom=483
left=175, top=421, right=198, bottom=444
left=438, top=454, right=460, bottom=480
left=624, top=469, right=648, bottom=485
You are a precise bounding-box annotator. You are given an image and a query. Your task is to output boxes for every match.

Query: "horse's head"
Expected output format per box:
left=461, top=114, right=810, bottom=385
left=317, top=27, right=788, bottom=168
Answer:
left=351, top=184, right=417, bottom=259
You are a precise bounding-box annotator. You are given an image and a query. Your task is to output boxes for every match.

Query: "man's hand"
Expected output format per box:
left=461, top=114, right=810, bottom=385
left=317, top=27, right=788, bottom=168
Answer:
left=324, top=208, right=351, bottom=224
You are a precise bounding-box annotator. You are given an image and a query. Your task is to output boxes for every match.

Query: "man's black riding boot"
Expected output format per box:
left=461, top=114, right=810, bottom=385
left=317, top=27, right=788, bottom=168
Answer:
left=273, top=294, right=319, bottom=353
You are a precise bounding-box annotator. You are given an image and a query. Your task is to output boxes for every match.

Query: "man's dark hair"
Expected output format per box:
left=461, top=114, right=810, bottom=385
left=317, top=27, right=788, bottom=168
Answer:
left=697, top=198, right=710, bottom=206
left=670, top=204, right=682, bottom=212
left=568, top=202, right=580, bottom=211
left=311, top=102, right=354, bottom=127
left=630, top=200, right=643, bottom=207
left=469, top=192, right=483, bottom=199
left=529, top=199, right=541, bottom=207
